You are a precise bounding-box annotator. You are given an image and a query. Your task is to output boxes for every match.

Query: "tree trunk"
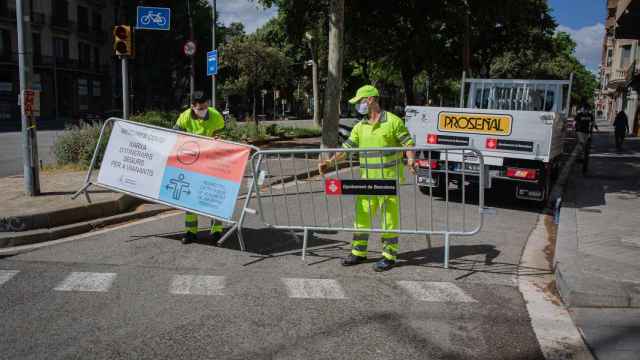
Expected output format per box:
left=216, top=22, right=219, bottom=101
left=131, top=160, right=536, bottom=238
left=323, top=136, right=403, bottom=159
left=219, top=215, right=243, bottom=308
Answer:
left=401, top=66, right=416, bottom=106
left=252, top=87, right=258, bottom=129
left=321, top=0, right=344, bottom=151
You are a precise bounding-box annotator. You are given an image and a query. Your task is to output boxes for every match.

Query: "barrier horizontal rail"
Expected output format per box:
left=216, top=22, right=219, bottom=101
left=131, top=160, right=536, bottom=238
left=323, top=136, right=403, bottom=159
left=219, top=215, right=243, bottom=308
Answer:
left=246, top=146, right=486, bottom=268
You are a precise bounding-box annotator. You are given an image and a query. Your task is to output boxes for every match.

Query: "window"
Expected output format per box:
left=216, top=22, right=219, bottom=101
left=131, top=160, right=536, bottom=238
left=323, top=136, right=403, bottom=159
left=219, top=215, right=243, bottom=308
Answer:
left=607, top=48, right=613, bottom=67
left=32, top=33, right=41, bottom=64
left=93, top=46, right=100, bottom=70
left=0, top=29, right=10, bottom=59
left=620, top=45, right=632, bottom=68
left=92, top=12, right=102, bottom=31
left=53, top=0, right=68, bottom=24
left=92, top=80, right=101, bottom=97
left=608, top=7, right=616, bottom=18
left=53, top=37, right=68, bottom=60
left=78, top=78, right=88, bottom=96
left=77, top=6, right=88, bottom=32
left=78, top=42, right=91, bottom=67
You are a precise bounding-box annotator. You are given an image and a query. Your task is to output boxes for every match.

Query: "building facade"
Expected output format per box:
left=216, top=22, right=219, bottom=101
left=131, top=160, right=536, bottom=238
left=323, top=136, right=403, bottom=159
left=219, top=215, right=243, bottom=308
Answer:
left=0, top=0, right=115, bottom=131
left=596, top=0, right=640, bottom=135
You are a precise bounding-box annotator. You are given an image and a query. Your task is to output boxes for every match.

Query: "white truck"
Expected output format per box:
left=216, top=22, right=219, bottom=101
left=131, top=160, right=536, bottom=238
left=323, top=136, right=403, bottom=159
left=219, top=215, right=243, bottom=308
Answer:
left=405, top=76, right=573, bottom=202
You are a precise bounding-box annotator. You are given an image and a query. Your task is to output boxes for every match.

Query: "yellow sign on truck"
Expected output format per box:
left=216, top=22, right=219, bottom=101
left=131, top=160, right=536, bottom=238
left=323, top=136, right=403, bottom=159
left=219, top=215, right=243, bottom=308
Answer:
left=438, top=112, right=512, bottom=136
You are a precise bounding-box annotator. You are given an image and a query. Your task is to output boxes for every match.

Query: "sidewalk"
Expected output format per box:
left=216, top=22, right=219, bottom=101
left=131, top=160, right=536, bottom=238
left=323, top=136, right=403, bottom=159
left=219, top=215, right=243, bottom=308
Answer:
left=554, top=119, right=640, bottom=359
left=0, top=170, right=168, bottom=248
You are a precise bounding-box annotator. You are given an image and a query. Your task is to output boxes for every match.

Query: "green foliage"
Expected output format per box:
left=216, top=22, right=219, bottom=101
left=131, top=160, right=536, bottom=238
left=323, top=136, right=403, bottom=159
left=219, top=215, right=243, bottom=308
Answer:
left=129, top=111, right=179, bottom=129
left=490, top=31, right=598, bottom=107
left=53, top=122, right=111, bottom=168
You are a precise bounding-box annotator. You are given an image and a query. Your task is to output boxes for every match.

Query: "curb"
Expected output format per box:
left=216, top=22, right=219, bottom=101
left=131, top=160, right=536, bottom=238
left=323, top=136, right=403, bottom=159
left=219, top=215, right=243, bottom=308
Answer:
left=0, top=204, right=174, bottom=249
left=1, top=194, right=144, bottom=233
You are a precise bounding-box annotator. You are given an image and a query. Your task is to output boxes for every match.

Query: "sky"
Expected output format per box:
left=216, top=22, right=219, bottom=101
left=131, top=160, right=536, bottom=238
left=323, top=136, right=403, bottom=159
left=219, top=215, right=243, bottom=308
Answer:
left=213, top=0, right=605, bottom=72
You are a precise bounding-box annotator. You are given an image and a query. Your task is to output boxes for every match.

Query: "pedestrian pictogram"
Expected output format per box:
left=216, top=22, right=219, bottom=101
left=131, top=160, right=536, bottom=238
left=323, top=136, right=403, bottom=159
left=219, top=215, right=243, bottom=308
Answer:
left=166, top=174, right=191, bottom=200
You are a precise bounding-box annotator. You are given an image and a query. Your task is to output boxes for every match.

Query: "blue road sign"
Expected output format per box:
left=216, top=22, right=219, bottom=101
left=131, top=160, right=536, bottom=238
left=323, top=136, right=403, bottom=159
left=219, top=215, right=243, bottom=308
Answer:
left=136, top=6, right=171, bottom=31
left=207, top=50, right=218, bottom=76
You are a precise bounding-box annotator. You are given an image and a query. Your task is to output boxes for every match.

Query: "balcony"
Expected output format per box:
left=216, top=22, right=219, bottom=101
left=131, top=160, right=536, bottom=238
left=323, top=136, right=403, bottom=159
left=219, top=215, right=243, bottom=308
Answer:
left=608, top=60, right=638, bottom=89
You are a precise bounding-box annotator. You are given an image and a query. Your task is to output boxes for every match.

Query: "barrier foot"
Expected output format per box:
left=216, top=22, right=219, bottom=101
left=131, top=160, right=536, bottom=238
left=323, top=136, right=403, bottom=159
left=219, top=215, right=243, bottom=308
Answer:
left=444, top=233, right=450, bottom=269
left=426, top=234, right=432, bottom=249
left=302, top=228, right=309, bottom=261
left=71, top=182, right=92, bottom=202
left=217, top=223, right=246, bottom=252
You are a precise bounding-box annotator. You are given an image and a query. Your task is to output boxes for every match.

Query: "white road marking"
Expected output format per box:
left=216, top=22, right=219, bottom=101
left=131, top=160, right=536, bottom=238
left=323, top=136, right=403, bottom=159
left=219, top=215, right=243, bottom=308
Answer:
left=169, top=275, right=225, bottom=296
left=54, top=272, right=117, bottom=292
left=282, top=278, right=347, bottom=299
left=397, top=281, right=477, bottom=302
left=0, top=270, right=19, bottom=286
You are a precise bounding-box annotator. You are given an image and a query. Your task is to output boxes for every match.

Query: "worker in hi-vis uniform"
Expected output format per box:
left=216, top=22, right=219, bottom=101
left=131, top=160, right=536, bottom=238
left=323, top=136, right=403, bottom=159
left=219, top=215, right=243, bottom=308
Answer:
left=173, top=91, right=225, bottom=245
left=319, top=85, right=416, bottom=271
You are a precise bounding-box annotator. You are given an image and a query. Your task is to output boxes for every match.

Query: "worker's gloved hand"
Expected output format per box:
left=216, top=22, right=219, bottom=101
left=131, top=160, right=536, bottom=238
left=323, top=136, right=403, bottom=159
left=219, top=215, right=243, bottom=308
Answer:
left=407, top=158, right=417, bottom=175
left=318, top=159, right=331, bottom=175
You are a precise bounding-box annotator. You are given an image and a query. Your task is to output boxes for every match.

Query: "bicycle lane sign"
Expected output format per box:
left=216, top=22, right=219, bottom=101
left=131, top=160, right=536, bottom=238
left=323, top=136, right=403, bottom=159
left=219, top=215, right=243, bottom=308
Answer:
left=136, top=6, right=170, bottom=31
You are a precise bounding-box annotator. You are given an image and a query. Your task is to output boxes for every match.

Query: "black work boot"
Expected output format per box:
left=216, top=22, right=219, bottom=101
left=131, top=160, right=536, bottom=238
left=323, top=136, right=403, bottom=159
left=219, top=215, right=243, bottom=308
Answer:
left=342, top=254, right=367, bottom=266
left=181, top=232, right=196, bottom=245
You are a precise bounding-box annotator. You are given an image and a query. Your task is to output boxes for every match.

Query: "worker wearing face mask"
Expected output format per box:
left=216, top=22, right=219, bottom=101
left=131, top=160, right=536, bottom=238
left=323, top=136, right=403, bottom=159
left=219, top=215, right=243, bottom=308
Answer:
left=173, top=91, right=225, bottom=245
left=318, top=85, right=416, bottom=272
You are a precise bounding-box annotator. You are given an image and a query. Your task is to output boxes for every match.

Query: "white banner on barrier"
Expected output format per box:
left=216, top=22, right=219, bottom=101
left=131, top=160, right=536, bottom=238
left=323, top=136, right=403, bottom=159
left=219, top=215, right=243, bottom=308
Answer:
left=97, top=121, right=250, bottom=220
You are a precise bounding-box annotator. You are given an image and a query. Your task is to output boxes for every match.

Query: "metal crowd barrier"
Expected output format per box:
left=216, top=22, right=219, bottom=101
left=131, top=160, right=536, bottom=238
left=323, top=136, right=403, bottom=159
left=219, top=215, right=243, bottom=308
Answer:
left=72, top=118, right=260, bottom=251
left=242, top=146, right=486, bottom=268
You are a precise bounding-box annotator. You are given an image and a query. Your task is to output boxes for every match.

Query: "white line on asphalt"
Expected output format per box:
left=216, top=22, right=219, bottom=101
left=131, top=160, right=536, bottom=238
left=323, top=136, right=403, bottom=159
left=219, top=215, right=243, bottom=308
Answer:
left=54, top=272, right=117, bottom=292
left=397, top=281, right=477, bottom=302
left=0, top=270, right=19, bottom=287
left=169, top=275, right=225, bottom=296
left=282, top=278, right=347, bottom=299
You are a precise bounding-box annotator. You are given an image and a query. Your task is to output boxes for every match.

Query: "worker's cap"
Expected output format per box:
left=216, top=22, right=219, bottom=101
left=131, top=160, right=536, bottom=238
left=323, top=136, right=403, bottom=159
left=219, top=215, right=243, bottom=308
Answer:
left=348, top=85, right=379, bottom=104
left=192, top=91, right=208, bottom=104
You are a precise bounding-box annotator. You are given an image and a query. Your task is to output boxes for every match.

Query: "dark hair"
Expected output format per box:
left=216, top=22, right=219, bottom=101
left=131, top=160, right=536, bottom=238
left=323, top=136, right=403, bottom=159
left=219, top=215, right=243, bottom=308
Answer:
left=191, top=91, right=208, bottom=104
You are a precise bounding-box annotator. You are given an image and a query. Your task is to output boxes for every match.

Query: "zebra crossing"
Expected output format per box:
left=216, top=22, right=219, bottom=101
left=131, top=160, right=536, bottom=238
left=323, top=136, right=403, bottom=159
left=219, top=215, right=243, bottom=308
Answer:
left=0, top=269, right=478, bottom=303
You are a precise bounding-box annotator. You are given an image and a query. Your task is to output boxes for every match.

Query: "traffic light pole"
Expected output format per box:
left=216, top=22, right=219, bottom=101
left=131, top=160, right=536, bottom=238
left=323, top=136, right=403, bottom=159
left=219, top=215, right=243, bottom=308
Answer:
left=121, top=57, right=129, bottom=119
left=211, top=0, right=216, bottom=108
left=16, top=0, right=40, bottom=196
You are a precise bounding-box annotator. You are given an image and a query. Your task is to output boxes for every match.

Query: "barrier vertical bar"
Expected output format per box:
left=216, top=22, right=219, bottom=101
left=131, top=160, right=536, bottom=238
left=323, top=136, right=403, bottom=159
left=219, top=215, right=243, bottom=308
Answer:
left=292, top=154, right=305, bottom=226
left=277, top=154, right=292, bottom=226
left=264, top=154, right=279, bottom=225
left=304, top=153, right=318, bottom=227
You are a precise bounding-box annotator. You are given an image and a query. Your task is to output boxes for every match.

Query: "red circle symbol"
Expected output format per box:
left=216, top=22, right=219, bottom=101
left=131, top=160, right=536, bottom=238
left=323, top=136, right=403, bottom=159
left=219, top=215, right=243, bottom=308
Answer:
left=177, top=141, right=200, bottom=165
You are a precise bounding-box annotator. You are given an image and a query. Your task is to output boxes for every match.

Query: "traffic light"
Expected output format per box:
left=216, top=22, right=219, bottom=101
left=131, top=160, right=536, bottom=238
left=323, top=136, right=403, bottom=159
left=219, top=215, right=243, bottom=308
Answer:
left=113, top=25, right=134, bottom=57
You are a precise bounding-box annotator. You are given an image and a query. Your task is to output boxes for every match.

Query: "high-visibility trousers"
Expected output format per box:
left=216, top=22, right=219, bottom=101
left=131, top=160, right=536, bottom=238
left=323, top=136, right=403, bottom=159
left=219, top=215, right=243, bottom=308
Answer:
left=351, top=195, right=399, bottom=261
left=185, top=212, right=224, bottom=235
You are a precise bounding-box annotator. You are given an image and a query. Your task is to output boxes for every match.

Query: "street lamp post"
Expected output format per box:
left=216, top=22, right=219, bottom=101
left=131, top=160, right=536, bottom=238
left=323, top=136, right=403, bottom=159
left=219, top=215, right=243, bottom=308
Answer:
left=304, top=32, right=320, bottom=128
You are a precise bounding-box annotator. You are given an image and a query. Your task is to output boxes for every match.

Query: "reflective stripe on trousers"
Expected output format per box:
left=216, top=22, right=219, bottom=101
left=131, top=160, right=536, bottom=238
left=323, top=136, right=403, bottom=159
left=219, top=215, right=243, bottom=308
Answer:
left=185, top=212, right=224, bottom=234
left=351, top=195, right=399, bottom=261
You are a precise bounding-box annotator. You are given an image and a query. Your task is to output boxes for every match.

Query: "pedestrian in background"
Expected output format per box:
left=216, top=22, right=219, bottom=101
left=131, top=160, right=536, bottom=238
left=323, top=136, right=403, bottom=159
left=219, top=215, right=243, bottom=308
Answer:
left=613, top=110, right=629, bottom=151
left=173, top=91, right=225, bottom=244
left=319, top=85, right=416, bottom=272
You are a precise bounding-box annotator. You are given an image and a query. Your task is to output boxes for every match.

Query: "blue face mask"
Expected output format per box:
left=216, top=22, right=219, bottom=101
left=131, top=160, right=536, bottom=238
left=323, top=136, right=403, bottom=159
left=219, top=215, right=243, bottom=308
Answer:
left=356, top=100, right=369, bottom=115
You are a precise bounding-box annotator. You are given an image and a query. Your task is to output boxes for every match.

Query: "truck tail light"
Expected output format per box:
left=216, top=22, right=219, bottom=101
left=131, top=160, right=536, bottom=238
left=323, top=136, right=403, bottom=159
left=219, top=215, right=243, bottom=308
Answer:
left=485, top=138, right=498, bottom=149
left=416, top=159, right=439, bottom=169
left=506, top=167, right=538, bottom=180
left=427, top=134, right=438, bottom=145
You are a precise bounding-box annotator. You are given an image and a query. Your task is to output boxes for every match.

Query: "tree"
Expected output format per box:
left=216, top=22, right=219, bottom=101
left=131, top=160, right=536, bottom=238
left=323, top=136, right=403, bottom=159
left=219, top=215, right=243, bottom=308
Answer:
left=322, top=0, right=344, bottom=149
left=490, top=32, right=598, bottom=108
left=219, top=36, right=291, bottom=127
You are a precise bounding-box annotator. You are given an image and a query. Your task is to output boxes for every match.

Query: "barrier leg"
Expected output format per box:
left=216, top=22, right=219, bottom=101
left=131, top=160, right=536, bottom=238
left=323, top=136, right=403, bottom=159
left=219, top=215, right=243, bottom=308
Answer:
left=72, top=182, right=92, bottom=202
left=444, top=233, right=450, bottom=269
left=302, top=228, right=309, bottom=261
left=426, top=234, right=432, bottom=249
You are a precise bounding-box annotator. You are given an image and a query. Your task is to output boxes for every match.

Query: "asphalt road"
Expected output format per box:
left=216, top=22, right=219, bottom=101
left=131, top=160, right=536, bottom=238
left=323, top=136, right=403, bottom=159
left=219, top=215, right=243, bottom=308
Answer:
left=0, top=130, right=66, bottom=177
left=0, top=174, right=547, bottom=359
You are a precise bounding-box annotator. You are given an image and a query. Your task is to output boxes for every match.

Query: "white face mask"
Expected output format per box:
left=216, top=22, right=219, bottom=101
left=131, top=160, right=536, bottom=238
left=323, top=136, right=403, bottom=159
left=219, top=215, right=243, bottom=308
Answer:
left=356, top=100, right=369, bottom=115
left=193, top=108, right=208, bottom=119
